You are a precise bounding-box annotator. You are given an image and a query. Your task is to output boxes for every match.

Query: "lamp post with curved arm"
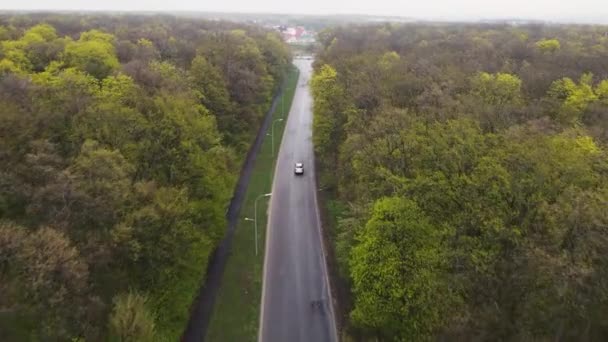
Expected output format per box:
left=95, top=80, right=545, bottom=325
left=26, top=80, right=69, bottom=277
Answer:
left=247, top=192, right=272, bottom=256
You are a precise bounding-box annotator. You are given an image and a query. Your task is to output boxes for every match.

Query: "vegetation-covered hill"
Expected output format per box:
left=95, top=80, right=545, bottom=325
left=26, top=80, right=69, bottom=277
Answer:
left=0, top=13, right=290, bottom=340
left=312, top=23, right=608, bottom=340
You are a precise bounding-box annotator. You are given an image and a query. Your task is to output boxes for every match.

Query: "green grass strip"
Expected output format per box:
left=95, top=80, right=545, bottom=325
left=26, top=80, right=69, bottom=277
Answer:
left=206, top=66, right=300, bottom=342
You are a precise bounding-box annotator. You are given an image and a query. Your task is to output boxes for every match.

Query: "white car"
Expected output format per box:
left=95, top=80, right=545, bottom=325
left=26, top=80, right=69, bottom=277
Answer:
left=294, top=162, right=304, bottom=175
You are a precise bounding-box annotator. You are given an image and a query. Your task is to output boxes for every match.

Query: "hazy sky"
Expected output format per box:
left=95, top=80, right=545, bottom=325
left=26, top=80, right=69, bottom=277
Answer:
left=2, top=0, right=608, bottom=22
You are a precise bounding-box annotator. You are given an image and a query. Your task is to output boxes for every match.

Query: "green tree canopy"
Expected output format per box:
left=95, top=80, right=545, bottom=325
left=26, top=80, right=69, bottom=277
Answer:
left=535, top=38, right=561, bottom=53
left=63, top=30, right=119, bottom=79
left=350, top=197, right=454, bottom=340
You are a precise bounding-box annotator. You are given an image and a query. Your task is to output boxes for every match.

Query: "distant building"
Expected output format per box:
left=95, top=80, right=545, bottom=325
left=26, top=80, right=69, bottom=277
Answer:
left=275, top=25, right=316, bottom=45
left=295, top=26, right=305, bottom=38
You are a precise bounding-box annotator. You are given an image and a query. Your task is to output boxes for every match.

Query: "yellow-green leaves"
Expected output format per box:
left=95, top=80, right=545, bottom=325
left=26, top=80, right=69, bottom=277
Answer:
left=350, top=197, right=451, bottom=340
left=23, top=24, right=57, bottom=43
left=311, top=64, right=341, bottom=150
left=1, top=40, right=31, bottom=72
left=63, top=29, right=119, bottom=79
left=311, top=64, right=347, bottom=187
left=596, top=79, right=608, bottom=103
left=548, top=73, right=606, bottom=123
left=535, top=38, right=561, bottom=53
left=79, top=29, right=115, bottom=44
left=99, top=74, right=138, bottom=104
left=574, top=135, right=600, bottom=154
left=378, top=51, right=400, bottom=71
left=471, top=72, right=523, bottom=106
left=0, top=24, right=62, bottom=73
left=0, top=58, right=22, bottom=74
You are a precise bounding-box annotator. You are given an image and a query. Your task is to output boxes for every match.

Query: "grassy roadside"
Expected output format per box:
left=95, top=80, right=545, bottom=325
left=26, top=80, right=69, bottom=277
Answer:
left=317, top=193, right=353, bottom=340
left=206, top=66, right=300, bottom=341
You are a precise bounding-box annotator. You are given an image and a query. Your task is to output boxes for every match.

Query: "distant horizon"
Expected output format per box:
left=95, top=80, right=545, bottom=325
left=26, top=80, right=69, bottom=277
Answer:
left=1, top=0, right=608, bottom=25
left=1, top=9, right=608, bottom=25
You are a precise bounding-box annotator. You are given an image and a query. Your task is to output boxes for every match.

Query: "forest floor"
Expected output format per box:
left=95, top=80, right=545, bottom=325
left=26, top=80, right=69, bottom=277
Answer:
left=204, top=66, right=300, bottom=342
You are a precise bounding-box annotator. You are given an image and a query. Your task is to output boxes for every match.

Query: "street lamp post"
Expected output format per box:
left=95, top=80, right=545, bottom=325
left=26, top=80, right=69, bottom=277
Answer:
left=248, top=192, right=271, bottom=256
left=271, top=118, right=284, bottom=157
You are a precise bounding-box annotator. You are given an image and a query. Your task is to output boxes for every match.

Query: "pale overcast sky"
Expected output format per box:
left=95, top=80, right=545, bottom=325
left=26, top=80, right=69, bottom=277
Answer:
left=1, top=0, right=608, bottom=23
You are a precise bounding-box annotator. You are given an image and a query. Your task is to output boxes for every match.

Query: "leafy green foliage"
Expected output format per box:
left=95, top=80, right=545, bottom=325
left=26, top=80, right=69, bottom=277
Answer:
left=350, top=197, right=454, bottom=340
left=310, top=64, right=347, bottom=188
left=312, top=23, right=608, bottom=340
left=0, top=14, right=290, bottom=341
left=63, top=30, right=120, bottom=79
left=535, top=38, right=561, bottom=53
left=549, top=73, right=601, bottom=123
left=471, top=72, right=522, bottom=105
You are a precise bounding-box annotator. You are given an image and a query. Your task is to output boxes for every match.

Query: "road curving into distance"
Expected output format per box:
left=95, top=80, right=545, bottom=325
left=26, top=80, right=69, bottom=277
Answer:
left=259, top=58, right=338, bottom=342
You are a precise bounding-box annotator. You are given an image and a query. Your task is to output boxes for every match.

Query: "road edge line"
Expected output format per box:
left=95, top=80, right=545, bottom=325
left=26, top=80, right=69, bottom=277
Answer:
left=258, top=64, right=300, bottom=342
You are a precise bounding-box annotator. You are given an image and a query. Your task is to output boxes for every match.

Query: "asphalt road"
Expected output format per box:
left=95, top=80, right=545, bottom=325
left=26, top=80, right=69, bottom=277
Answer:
left=259, top=59, right=338, bottom=342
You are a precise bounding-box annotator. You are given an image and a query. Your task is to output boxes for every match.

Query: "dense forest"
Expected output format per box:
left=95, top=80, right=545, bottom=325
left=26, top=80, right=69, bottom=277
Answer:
left=0, top=13, right=290, bottom=340
left=311, top=24, right=608, bottom=340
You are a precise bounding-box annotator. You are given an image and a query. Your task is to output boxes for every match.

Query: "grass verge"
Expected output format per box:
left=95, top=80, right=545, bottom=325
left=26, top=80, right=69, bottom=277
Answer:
left=206, top=66, right=300, bottom=341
